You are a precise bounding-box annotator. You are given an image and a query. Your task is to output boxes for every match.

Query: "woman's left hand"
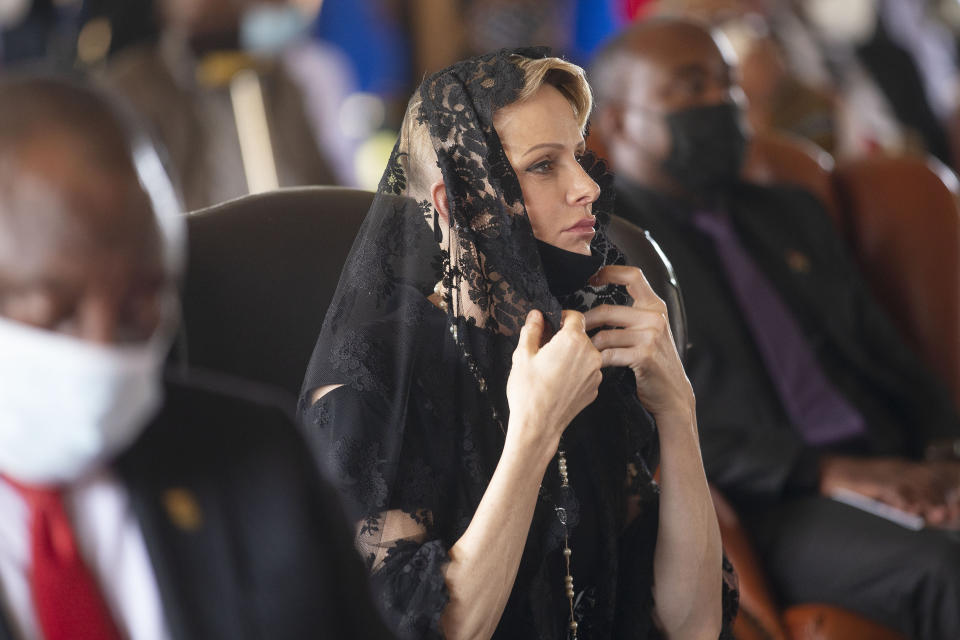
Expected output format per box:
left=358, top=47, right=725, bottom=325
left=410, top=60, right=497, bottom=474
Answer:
left=583, top=265, right=694, bottom=419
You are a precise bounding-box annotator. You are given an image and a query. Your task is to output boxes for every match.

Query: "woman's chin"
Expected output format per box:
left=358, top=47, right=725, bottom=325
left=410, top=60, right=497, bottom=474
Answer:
left=542, top=238, right=592, bottom=256
left=570, top=241, right=593, bottom=256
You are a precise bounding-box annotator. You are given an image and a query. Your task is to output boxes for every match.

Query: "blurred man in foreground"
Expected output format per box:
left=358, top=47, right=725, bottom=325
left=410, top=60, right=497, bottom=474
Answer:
left=100, top=0, right=351, bottom=210
left=0, top=76, right=393, bottom=640
left=591, top=17, right=960, bottom=639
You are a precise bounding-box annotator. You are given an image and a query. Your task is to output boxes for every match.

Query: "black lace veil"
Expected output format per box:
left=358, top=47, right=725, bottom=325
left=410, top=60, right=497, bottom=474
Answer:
left=300, top=49, right=672, bottom=639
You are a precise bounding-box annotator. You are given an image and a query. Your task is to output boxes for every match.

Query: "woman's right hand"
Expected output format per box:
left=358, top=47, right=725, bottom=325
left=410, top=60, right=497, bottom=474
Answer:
left=505, top=309, right=602, bottom=456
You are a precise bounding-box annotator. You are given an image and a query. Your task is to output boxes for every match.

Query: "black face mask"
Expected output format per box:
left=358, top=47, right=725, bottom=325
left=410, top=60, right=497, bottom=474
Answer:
left=661, top=102, right=748, bottom=193
left=536, top=239, right=604, bottom=298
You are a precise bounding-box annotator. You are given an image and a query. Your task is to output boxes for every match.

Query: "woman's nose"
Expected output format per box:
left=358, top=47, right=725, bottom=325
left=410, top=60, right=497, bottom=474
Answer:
left=569, top=163, right=601, bottom=207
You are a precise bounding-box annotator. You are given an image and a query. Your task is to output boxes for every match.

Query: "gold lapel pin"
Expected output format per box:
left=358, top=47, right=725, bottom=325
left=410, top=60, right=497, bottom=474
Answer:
left=162, top=487, right=204, bottom=532
left=785, top=249, right=811, bottom=274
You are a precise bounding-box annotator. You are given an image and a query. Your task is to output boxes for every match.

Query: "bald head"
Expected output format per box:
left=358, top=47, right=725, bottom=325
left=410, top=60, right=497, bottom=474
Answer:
left=0, top=77, right=169, bottom=344
left=591, top=17, right=733, bottom=112
left=0, top=78, right=136, bottom=169
left=590, top=17, right=744, bottom=193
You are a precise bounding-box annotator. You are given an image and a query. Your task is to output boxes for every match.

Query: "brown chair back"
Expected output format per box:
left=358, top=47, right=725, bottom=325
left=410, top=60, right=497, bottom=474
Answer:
left=833, top=155, right=960, bottom=411
left=711, top=487, right=791, bottom=640
left=180, top=187, right=375, bottom=398
left=784, top=605, right=908, bottom=640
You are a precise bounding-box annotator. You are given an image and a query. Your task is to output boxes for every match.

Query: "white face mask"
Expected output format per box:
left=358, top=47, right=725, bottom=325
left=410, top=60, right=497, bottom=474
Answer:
left=804, top=0, right=879, bottom=45
left=239, top=4, right=310, bottom=55
left=0, top=317, right=170, bottom=486
left=0, top=0, right=30, bottom=29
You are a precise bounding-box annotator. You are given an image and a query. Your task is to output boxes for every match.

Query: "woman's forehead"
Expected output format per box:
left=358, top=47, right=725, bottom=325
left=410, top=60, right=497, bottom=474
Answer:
left=494, top=85, right=583, bottom=153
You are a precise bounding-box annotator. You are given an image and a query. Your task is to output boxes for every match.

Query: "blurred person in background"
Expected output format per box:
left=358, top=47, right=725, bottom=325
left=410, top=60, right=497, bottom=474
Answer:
left=877, top=0, right=960, bottom=137
left=0, top=75, right=394, bottom=640
left=734, top=32, right=836, bottom=153
left=781, top=0, right=954, bottom=164
left=591, top=17, right=960, bottom=639
left=99, top=0, right=353, bottom=211
left=832, top=0, right=954, bottom=165
left=653, top=0, right=954, bottom=163
left=745, top=0, right=912, bottom=158
left=0, top=0, right=80, bottom=70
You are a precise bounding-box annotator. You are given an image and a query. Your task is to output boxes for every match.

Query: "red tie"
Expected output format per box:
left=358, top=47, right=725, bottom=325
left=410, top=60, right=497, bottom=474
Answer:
left=2, top=476, right=122, bottom=640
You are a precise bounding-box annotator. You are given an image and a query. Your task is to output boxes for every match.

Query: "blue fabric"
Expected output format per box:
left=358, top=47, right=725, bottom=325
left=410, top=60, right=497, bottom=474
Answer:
left=570, top=0, right=625, bottom=65
left=311, top=0, right=409, bottom=96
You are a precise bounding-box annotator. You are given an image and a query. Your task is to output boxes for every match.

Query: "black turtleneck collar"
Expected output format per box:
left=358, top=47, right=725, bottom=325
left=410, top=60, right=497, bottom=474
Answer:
left=535, top=240, right=604, bottom=299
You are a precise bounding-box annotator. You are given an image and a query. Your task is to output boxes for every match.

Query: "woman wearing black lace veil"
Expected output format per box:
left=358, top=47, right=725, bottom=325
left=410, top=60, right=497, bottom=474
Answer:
left=301, top=48, right=736, bottom=639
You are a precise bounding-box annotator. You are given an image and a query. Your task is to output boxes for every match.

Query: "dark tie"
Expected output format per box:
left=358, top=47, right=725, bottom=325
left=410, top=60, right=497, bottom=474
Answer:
left=2, top=476, right=123, bottom=640
left=693, top=210, right=866, bottom=445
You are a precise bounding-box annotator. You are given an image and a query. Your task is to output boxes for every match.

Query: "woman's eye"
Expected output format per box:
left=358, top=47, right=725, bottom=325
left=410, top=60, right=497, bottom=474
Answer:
left=527, top=159, right=554, bottom=174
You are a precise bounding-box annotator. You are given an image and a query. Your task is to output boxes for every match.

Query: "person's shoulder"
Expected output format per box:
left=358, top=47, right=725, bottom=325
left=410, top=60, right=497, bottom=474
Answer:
left=613, top=181, right=670, bottom=227
left=164, top=365, right=295, bottom=419
left=733, top=182, right=828, bottom=216
left=114, top=368, right=320, bottom=497
left=731, top=183, right=852, bottom=273
left=146, top=367, right=302, bottom=458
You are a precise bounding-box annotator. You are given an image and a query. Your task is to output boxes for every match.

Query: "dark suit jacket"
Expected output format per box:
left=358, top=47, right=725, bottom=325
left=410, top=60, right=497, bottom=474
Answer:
left=0, top=370, right=394, bottom=640
left=615, top=179, right=960, bottom=508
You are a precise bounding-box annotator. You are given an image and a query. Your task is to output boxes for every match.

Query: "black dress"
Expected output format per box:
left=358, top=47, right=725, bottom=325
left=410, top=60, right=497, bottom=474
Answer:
left=300, top=49, right=737, bottom=639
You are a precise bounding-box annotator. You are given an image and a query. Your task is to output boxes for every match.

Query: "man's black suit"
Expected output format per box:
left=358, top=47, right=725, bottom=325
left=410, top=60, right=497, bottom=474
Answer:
left=615, top=178, right=960, bottom=639
left=0, top=370, right=395, bottom=640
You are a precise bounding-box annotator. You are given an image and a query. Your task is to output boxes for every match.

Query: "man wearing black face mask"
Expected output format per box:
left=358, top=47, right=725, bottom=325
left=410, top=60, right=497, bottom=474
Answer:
left=591, top=17, right=960, bottom=640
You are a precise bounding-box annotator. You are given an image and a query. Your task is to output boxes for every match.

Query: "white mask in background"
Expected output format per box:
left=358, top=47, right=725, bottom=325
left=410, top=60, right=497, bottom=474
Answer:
left=239, top=3, right=309, bottom=55
left=804, top=0, right=879, bottom=45
left=0, top=315, right=173, bottom=486
left=0, top=0, right=30, bottom=28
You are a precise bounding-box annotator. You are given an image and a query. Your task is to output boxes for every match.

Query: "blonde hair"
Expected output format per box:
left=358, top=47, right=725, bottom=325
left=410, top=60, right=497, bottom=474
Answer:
left=398, top=55, right=592, bottom=193
left=510, top=55, right=592, bottom=134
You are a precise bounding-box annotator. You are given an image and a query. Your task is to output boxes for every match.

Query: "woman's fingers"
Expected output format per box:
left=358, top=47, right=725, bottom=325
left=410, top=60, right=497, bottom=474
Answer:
left=590, top=265, right=666, bottom=312
left=516, top=309, right=544, bottom=356
left=584, top=304, right=670, bottom=334
left=596, top=346, right=646, bottom=369
left=559, top=309, right=586, bottom=333
left=591, top=327, right=655, bottom=351
left=506, top=308, right=603, bottom=443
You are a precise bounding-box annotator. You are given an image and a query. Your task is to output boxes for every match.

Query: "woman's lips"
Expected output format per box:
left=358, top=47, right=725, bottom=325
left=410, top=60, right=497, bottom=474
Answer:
left=564, top=217, right=596, bottom=233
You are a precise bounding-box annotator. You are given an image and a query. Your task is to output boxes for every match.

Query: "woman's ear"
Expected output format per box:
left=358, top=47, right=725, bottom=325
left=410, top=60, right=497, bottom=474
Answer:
left=430, top=180, right=450, bottom=223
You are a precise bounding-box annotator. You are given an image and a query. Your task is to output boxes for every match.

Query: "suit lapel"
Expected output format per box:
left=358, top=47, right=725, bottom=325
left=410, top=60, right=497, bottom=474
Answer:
left=728, top=192, right=917, bottom=414
left=114, top=417, right=249, bottom=640
left=120, top=476, right=194, bottom=640
left=731, top=200, right=864, bottom=363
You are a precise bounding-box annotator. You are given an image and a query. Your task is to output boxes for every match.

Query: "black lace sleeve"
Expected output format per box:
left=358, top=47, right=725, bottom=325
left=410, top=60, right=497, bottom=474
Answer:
left=302, top=386, right=451, bottom=639
left=720, top=554, right=740, bottom=640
